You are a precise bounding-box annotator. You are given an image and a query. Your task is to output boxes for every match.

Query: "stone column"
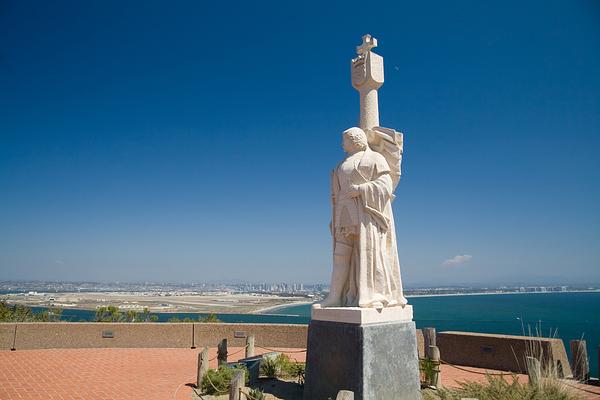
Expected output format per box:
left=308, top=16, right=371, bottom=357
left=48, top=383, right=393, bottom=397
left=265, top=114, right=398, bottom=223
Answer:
left=358, top=88, right=380, bottom=130
left=351, top=34, right=384, bottom=131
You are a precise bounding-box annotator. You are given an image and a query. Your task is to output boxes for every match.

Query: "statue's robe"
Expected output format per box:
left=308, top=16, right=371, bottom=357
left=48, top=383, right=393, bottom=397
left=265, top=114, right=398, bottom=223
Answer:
left=332, top=147, right=407, bottom=308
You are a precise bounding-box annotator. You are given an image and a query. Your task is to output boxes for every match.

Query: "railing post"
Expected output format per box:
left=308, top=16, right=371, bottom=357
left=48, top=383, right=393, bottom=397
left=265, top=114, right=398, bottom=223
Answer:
left=429, top=345, right=441, bottom=388
left=336, top=390, right=354, bottom=400
left=423, top=327, right=436, bottom=359
left=526, top=356, right=541, bottom=387
left=229, top=369, right=244, bottom=400
left=190, top=323, right=196, bottom=349
left=570, top=340, right=589, bottom=382
left=245, top=335, right=255, bottom=358
left=196, top=347, right=209, bottom=388
left=11, top=324, right=17, bottom=351
left=218, top=338, right=228, bottom=367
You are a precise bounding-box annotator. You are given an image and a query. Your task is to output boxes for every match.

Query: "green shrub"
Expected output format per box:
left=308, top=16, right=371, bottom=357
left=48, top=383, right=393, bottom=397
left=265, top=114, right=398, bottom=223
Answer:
left=259, top=353, right=305, bottom=385
left=0, top=302, right=62, bottom=322
left=420, top=357, right=439, bottom=387
left=139, top=307, right=159, bottom=322
left=277, top=354, right=305, bottom=383
left=276, top=354, right=294, bottom=376
left=288, top=361, right=305, bottom=386
left=248, top=388, right=266, bottom=400
left=95, top=306, right=158, bottom=322
left=167, top=316, right=195, bottom=322
left=95, top=306, right=121, bottom=322
left=167, top=313, right=220, bottom=323
left=260, top=357, right=278, bottom=378
left=201, top=365, right=248, bottom=395
left=199, top=313, right=221, bottom=323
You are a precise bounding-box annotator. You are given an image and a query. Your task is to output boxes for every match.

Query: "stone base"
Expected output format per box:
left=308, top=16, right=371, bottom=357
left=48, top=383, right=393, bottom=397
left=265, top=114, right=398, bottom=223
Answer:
left=311, top=304, right=413, bottom=324
left=303, top=319, right=420, bottom=400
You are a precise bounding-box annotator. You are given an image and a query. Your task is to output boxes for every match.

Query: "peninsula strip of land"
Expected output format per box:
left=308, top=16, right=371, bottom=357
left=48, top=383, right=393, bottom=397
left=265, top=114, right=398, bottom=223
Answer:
left=0, top=291, right=312, bottom=314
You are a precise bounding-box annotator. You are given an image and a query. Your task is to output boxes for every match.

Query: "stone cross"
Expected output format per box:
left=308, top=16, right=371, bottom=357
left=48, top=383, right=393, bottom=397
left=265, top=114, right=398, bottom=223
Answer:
left=356, top=34, right=378, bottom=55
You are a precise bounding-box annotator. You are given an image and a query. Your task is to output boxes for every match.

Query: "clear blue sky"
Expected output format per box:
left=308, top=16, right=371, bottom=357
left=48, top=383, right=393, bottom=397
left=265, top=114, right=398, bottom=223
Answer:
left=1, top=0, right=599, bottom=286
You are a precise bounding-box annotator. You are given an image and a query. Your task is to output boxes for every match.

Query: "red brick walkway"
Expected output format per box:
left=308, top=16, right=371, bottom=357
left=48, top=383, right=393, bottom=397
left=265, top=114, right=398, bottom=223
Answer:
left=1, top=348, right=198, bottom=400
left=0, top=347, right=301, bottom=400
left=440, top=363, right=527, bottom=387
left=1, top=348, right=598, bottom=399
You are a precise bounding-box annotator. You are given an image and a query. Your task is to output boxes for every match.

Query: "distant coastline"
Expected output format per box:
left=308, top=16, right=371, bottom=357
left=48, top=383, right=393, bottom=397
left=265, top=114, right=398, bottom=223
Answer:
left=0, top=291, right=313, bottom=314
left=404, top=288, right=600, bottom=299
left=2, top=288, right=599, bottom=315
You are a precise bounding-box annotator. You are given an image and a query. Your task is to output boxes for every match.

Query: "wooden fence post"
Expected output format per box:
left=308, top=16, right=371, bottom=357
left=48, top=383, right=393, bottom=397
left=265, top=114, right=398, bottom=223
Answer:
left=246, top=335, right=255, bottom=358
left=526, top=356, right=541, bottom=387
left=570, top=340, right=589, bottom=382
left=196, top=347, right=209, bottom=388
left=229, top=369, right=244, bottom=400
left=429, top=345, right=441, bottom=388
left=336, top=390, right=354, bottom=400
left=218, top=338, right=228, bottom=367
left=423, top=327, right=436, bottom=359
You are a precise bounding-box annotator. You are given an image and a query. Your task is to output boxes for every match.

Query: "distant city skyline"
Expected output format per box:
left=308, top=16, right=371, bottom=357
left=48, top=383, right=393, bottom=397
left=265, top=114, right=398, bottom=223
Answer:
left=1, top=1, right=599, bottom=286
left=2, top=278, right=599, bottom=290
left=6, top=280, right=596, bottom=294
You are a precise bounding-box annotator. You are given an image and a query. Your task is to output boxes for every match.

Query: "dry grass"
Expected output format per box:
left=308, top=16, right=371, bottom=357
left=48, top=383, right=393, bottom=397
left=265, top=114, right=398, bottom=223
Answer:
left=421, top=374, right=582, bottom=400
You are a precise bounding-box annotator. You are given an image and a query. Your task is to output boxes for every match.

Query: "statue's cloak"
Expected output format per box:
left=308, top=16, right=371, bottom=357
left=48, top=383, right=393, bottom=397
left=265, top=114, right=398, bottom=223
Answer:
left=332, top=148, right=407, bottom=307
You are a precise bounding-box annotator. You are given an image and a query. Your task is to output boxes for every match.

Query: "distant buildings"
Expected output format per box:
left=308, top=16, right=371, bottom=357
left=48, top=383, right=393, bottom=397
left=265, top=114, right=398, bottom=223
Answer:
left=0, top=280, right=597, bottom=300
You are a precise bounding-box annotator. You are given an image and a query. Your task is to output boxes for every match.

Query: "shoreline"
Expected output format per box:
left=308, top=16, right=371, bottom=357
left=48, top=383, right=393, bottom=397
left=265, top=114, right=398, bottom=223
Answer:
left=252, top=300, right=314, bottom=314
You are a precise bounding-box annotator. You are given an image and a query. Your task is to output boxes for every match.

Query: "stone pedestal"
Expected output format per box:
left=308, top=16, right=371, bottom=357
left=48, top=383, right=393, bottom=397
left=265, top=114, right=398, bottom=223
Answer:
left=303, top=306, right=420, bottom=400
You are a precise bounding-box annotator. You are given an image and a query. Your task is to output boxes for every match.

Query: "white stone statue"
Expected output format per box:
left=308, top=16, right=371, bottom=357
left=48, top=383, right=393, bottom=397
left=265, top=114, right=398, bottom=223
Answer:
left=320, top=35, right=407, bottom=309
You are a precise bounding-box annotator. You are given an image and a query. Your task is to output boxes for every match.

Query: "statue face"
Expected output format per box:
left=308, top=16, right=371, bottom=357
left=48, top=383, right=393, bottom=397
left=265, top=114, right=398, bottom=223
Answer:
left=342, top=134, right=355, bottom=153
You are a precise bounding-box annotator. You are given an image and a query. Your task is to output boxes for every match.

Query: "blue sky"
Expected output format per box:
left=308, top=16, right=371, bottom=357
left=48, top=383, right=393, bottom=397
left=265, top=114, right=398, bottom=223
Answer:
left=1, top=0, right=599, bottom=286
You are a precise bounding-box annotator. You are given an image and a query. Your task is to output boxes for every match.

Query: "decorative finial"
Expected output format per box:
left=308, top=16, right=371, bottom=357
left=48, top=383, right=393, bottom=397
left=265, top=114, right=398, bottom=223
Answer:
left=356, top=34, right=378, bottom=55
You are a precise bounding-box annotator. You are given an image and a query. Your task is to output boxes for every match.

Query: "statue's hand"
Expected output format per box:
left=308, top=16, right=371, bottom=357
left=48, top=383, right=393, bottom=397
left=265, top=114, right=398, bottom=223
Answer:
left=343, top=184, right=361, bottom=199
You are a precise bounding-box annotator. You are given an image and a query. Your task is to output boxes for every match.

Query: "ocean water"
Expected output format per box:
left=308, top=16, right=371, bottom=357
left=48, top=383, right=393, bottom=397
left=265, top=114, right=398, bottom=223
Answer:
left=273, top=292, right=600, bottom=377
left=30, top=291, right=600, bottom=377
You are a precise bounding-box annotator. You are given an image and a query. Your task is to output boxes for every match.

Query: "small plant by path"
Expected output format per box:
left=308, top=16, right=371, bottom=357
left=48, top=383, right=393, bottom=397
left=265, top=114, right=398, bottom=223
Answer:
left=201, top=365, right=249, bottom=395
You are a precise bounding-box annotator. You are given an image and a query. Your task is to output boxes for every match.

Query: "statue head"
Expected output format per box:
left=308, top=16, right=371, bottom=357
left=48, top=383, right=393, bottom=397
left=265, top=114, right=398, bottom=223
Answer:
left=342, top=127, right=368, bottom=153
